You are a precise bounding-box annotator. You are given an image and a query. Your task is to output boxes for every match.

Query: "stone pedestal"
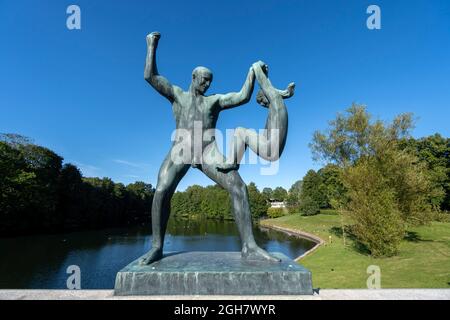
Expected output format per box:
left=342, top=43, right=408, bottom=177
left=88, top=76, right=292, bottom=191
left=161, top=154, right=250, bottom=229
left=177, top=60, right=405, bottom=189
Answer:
left=114, top=251, right=313, bottom=295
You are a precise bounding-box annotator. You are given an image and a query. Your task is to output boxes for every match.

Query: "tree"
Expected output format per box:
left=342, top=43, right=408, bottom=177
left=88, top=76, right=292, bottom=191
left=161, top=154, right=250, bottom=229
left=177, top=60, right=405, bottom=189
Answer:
left=317, top=164, right=346, bottom=209
left=170, top=183, right=271, bottom=221
left=299, top=195, right=320, bottom=216
left=57, top=164, right=84, bottom=228
left=400, top=134, right=449, bottom=211
left=247, top=182, right=269, bottom=219
left=310, top=105, right=436, bottom=256
left=0, top=141, right=37, bottom=233
left=344, top=158, right=405, bottom=256
left=0, top=133, right=156, bottom=235
left=126, top=181, right=154, bottom=221
left=272, top=187, right=288, bottom=202
left=299, top=170, right=322, bottom=215
left=286, top=180, right=302, bottom=210
left=171, top=185, right=233, bottom=220
left=262, top=187, right=273, bottom=201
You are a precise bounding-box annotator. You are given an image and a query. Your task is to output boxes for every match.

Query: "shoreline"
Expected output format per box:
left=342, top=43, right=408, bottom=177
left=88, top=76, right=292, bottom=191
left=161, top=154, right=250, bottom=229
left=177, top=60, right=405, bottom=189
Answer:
left=259, top=220, right=325, bottom=261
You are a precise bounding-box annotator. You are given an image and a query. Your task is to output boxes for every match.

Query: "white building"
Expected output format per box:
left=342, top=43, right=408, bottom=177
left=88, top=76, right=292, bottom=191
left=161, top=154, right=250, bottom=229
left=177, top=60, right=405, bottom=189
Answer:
left=270, top=201, right=286, bottom=208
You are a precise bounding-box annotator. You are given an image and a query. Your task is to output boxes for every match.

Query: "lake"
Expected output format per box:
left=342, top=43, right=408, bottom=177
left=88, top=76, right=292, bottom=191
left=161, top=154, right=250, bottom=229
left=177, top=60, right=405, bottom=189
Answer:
left=0, top=218, right=314, bottom=289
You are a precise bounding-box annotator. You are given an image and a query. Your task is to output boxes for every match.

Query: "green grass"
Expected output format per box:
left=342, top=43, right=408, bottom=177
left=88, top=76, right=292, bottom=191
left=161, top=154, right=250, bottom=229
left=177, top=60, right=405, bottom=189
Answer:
left=261, top=210, right=450, bottom=288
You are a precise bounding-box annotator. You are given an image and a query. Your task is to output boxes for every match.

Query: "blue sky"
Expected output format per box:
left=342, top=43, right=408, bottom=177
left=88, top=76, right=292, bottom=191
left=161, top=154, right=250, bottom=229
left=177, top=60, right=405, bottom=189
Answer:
left=1, top=0, right=449, bottom=191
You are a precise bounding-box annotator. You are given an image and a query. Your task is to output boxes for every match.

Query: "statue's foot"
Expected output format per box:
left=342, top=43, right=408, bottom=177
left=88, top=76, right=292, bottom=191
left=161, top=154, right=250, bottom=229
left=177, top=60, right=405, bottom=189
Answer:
left=242, top=245, right=281, bottom=263
left=287, top=82, right=295, bottom=95
left=216, top=163, right=240, bottom=172
left=139, top=247, right=163, bottom=265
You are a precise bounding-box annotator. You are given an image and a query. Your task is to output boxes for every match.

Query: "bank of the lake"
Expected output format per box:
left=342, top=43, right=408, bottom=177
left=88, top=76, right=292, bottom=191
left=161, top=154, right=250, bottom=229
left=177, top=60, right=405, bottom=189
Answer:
left=261, top=211, right=450, bottom=289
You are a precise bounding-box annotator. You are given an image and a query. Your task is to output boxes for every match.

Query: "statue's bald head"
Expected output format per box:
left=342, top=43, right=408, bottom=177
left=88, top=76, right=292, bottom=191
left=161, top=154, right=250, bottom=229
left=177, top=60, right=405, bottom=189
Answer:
left=191, top=66, right=213, bottom=95
left=192, top=66, right=213, bottom=79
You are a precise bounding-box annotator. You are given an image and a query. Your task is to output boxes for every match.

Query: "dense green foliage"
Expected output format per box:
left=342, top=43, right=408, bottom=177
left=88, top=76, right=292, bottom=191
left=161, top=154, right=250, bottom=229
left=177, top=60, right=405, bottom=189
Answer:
left=344, top=159, right=406, bottom=256
left=285, top=180, right=301, bottom=213
left=262, top=187, right=273, bottom=200
left=294, top=165, right=345, bottom=216
left=267, top=207, right=285, bottom=219
left=400, top=134, right=450, bottom=211
left=309, top=105, right=447, bottom=256
left=298, top=194, right=321, bottom=216
left=0, top=134, right=154, bottom=236
left=271, top=187, right=288, bottom=202
left=171, top=182, right=269, bottom=220
left=248, top=182, right=270, bottom=219
left=299, top=170, right=323, bottom=215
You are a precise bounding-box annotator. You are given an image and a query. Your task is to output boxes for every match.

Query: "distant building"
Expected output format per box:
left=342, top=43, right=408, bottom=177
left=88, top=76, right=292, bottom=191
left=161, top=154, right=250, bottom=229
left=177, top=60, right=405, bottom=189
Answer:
left=269, top=201, right=286, bottom=208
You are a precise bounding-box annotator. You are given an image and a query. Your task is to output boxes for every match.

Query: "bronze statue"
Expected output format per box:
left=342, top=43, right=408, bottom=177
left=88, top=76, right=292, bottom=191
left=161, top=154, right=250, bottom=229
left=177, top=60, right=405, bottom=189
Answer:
left=140, top=32, right=295, bottom=265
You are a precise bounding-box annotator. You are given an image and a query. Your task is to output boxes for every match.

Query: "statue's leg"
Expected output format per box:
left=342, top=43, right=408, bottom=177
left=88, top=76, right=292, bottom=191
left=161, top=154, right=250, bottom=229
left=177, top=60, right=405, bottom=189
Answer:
left=246, top=126, right=286, bottom=162
left=202, top=142, right=280, bottom=262
left=216, top=67, right=293, bottom=172
left=216, top=126, right=248, bottom=172
left=140, top=150, right=190, bottom=265
left=220, top=122, right=285, bottom=167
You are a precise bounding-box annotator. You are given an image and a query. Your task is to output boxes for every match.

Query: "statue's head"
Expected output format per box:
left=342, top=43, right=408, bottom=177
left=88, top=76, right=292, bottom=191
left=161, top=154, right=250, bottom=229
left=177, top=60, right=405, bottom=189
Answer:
left=256, top=90, right=269, bottom=107
left=192, top=66, right=213, bottom=95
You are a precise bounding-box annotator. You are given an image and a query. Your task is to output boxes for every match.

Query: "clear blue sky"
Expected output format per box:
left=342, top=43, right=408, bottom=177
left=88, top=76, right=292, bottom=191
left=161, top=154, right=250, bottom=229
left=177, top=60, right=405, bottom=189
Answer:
left=1, top=0, right=449, bottom=191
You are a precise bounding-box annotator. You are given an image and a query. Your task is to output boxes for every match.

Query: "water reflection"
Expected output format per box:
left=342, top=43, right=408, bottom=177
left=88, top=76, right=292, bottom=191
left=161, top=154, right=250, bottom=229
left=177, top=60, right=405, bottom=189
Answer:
left=0, top=217, right=314, bottom=289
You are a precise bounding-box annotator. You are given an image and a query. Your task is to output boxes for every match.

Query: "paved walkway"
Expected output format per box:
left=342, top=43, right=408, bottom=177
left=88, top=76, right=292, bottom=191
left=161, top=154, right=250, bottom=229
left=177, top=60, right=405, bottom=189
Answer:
left=0, top=289, right=449, bottom=300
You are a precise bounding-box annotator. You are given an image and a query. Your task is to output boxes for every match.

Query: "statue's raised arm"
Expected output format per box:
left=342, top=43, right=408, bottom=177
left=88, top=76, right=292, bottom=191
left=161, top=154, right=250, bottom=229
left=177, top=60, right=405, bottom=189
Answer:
left=217, top=66, right=256, bottom=110
left=144, top=32, right=178, bottom=103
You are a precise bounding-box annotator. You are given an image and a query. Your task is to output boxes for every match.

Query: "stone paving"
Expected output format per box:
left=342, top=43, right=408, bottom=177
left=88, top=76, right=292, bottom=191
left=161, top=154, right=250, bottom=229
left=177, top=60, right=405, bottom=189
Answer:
left=0, top=289, right=449, bottom=300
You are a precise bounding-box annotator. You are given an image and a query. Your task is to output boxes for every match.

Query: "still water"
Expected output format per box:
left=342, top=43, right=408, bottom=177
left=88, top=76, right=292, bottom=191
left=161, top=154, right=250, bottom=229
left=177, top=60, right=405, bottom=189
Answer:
left=0, top=218, right=314, bottom=289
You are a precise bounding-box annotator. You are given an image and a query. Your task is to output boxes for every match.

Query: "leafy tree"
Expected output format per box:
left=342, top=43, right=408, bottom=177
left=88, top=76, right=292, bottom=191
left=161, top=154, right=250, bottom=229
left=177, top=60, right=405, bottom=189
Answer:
left=317, top=164, right=346, bottom=208
left=171, top=185, right=232, bottom=220
left=299, top=195, right=320, bottom=216
left=201, top=185, right=232, bottom=220
left=171, top=183, right=269, bottom=220
left=126, top=181, right=154, bottom=220
left=271, top=187, right=288, bottom=202
left=400, top=134, right=449, bottom=211
left=56, top=164, right=84, bottom=228
left=248, top=182, right=269, bottom=219
left=310, top=105, right=436, bottom=256
left=0, top=133, right=156, bottom=236
left=262, top=187, right=273, bottom=201
left=344, top=158, right=405, bottom=256
left=0, top=141, right=37, bottom=233
left=286, top=180, right=302, bottom=211
left=299, top=170, right=322, bottom=215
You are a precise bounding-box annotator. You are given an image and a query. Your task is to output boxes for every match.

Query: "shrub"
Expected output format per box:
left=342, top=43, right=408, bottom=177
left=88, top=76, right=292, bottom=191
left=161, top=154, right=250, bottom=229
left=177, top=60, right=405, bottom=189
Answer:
left=287, top=205, right=300, bottom=214
left=267, top=207, right=286, bottom=218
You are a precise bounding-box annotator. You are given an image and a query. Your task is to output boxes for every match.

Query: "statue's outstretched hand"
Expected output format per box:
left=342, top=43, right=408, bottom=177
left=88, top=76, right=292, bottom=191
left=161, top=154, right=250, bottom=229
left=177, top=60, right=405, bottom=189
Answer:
left=278, top=82, right=296, bottom=99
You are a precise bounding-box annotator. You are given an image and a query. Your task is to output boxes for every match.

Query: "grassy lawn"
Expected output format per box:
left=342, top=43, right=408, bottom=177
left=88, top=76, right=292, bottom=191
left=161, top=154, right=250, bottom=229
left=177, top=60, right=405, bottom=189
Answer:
left=261, top=210, right=450, bottom=288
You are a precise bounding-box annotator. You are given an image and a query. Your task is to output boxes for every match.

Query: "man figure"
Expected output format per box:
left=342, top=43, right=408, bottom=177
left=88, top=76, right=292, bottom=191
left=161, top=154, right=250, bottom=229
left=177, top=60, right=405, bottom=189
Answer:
left=141, top=31, right=279, bottom=265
